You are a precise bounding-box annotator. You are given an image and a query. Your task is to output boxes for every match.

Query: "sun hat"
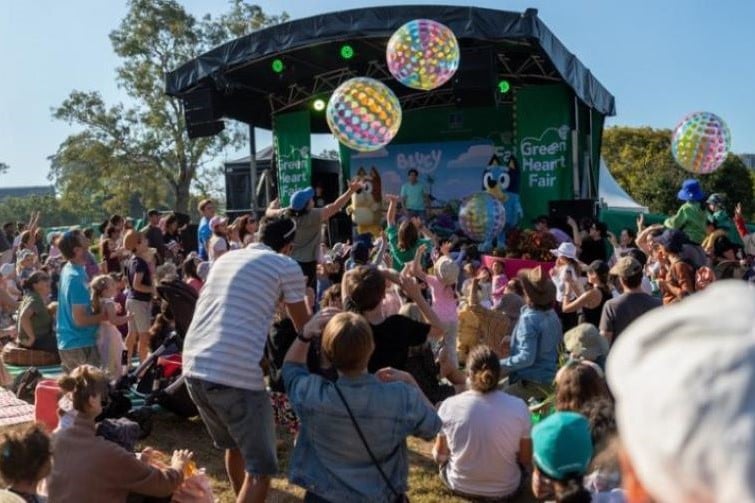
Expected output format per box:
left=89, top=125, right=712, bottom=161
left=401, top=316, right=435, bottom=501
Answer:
left=434, top=256, right=460, bottom=286
left=289, top=187, right=315, bottom=212
left=609, top=256, right=643, bottom=279
left=209, top=216, right=228, bottom=230
left=564, top=323, right=609, bottom=361
left=676, top=179, right=705, bottom=202
left=517, top=265, right=556, bottom=307
left=653, top=229, right=685, bottom=254
left=608, top=281, right=755, bottom=502
left=550, top=242, right=578, bottom=260
left=532, top=411, right=593, bottom=481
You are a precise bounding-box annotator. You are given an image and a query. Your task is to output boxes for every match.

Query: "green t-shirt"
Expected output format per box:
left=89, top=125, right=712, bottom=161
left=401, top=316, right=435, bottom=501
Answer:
left=664, top=202, right=706, bottom=244
left=386, top=224, right=432, bottom=271
left=17, top=292, right=53, bottom=348
left=400, top=182, right=426, bottom=211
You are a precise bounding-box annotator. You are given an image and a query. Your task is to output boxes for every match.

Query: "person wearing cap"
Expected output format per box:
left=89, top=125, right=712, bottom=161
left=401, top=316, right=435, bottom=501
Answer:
left=16, top=271, right=56, bottom=353
left=607, top=281, right=755, bottom=502
left=654, top=229, right=695, bottom=304
left=599, top=256, right=661, bottom=346
left=663, top=179, right=706, bottom=244
left=705, top=193, right=739, bottom=243
left=196, top=199, right=216, bottom=262
left=533, top=215, right=573, bottom=244
left=207, top=215, right=229, bottom=263
left=500, top=266, right=562, bottom=402
left=531, top=411, right=624, bottom=502
left=266, top=179, right=362, bottom=289
left=140, top=209, right=165, bottom=262
left=183, top=216, right=310, bottom=502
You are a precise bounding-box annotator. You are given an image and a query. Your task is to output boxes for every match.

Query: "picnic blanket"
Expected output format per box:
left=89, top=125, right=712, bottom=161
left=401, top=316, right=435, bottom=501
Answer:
left=0, top=387, right=34, bottom=427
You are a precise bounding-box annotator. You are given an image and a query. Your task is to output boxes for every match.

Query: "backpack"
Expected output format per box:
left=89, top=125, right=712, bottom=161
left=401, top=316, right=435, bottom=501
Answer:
left=12, top=367, right=43, bottom=403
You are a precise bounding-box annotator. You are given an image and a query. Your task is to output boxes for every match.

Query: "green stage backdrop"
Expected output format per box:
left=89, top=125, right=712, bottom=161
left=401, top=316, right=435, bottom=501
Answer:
left=515, top=84, right=574, bottom=220
left=274, top=110, right=311, bottom=207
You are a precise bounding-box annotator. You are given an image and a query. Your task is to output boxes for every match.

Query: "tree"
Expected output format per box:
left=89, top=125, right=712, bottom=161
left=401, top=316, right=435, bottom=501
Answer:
left=602, top=126, right=754, bottom=218
left=0, top=162, right=8, bottom=175
left=51, top=0, right=287, bottom=214
left=0, top=195, right=79, bottom=228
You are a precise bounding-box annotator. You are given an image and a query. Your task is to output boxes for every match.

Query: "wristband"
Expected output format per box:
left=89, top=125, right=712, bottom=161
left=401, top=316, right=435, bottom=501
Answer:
left=297, top=333, right=314, bottom=343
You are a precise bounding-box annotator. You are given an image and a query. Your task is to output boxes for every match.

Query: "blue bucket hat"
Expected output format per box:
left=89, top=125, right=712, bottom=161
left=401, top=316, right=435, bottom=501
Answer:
left=289, top=187, right=315, bottom=211
left=677, top=179, right=704, bottom=202
left=533, top=411, right=593, bottom=481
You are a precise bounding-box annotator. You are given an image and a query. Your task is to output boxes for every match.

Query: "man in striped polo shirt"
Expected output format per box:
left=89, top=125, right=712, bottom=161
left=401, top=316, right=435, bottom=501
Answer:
left=183, top=215, right=310, bottom=503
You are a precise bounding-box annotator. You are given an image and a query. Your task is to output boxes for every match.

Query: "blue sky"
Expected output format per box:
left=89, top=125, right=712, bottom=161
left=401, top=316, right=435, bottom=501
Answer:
left=1, top=0, right=754, bottom=187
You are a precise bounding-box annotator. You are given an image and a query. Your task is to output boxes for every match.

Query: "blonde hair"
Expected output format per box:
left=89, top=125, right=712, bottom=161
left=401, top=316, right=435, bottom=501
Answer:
left=321, top=312, right=374, bottom=372
left=58, top=365, right=108, bottom=413
left=89, top=274, right=113, bottom=315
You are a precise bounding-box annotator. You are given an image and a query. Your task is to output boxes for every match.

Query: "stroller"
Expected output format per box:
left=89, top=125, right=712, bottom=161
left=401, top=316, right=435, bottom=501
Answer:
left=112, top=279, right=199, bottom=418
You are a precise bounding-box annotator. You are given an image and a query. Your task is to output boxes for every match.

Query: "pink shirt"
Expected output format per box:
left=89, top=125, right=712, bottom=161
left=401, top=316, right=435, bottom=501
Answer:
left=425, top=275, right=458, bottom=323
left=491, top=274, right=509, bottom=307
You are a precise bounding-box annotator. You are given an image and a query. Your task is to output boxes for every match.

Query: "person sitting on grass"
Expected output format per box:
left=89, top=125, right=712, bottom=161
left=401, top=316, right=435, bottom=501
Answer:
left=48, top=365, right=193, bottom=503
left=500, top=266, right=562, bottom=402
left=0, top=423, right=51, bottom=503
left=283, top=310, right=441, bottom=502
left=16, top=271, right=57, bottom=353
left=433, top=345, right=532, bottom=501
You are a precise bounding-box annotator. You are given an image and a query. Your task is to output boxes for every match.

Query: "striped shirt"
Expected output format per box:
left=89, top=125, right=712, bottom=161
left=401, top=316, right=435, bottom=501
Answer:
left=182, top=243, right=306, bottom=390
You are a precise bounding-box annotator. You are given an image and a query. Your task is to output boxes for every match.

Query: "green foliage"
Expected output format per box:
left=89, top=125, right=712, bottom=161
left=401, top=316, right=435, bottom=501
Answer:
left=602, top=126, right=755, bottom=218
left=0, top=162, right=8, bottom=175
left=0, top=195, right=79, bottom=228
left=51, top=0, right=286, bottom=214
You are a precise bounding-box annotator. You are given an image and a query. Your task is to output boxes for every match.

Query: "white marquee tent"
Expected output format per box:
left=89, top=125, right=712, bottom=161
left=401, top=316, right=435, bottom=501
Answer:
left=598, top=158, right=648, bottom=212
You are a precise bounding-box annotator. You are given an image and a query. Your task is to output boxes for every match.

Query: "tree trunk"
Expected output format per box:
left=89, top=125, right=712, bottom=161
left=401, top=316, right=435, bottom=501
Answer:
left=175, top=179, right=191, bottom=214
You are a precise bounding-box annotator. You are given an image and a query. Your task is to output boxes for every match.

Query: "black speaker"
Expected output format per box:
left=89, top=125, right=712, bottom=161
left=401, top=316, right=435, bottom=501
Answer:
left=328, top=212, right=353, bottom=247
left=452, top=47, right=496, bottom=106
left=225, top=166, right=252, bottom=211
left=184, top=85, right=225, bottom=139
left=548, top=199, right=598, bottom=234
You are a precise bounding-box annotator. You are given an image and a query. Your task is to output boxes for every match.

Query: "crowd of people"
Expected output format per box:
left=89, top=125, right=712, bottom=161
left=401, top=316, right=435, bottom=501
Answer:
left=0, top=175, right=753, bottom=502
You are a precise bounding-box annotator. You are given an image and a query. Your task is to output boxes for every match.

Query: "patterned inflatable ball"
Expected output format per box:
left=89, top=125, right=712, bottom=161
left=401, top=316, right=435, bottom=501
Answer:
left=458, top=192, right=506, bottom=242
left=671, top=111, right=731, bottom=174
left=386, top=19, right=460, bottom=91
left=326, top=77, right=402, bottom=152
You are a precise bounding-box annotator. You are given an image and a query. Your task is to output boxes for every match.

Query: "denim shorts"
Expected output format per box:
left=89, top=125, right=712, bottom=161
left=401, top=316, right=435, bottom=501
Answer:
left=185, top=378, right=277, bottom=475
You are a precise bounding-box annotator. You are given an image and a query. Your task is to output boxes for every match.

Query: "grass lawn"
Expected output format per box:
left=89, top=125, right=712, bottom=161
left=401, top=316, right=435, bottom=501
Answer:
left=142, top=412, right=537, bottom=502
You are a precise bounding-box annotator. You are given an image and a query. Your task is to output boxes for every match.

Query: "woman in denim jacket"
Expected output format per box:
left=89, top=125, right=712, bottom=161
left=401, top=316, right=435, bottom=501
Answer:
left=283, top=310, right=441, bottom=503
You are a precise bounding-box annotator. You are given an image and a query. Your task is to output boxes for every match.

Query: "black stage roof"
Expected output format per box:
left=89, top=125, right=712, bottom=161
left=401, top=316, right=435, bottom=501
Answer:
left=166, top=5, right=615, bottom=132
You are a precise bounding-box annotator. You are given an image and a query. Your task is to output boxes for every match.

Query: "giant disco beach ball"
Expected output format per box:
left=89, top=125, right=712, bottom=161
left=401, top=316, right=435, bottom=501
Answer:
left=326, top=77, right=402, bottom=152
left=671, top=111, right=731, bottom=174
left=458, top=193, right=506, bottom=242
left=386, top=19, right=460, bottom=91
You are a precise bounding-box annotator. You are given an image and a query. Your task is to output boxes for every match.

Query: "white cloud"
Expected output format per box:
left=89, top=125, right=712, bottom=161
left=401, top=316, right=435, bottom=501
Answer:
left=447, top=144, right=495, bottom=168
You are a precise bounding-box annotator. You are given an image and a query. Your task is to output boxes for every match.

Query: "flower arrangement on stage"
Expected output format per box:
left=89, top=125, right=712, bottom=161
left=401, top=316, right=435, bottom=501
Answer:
left=504, top=229, right=558, bottom=262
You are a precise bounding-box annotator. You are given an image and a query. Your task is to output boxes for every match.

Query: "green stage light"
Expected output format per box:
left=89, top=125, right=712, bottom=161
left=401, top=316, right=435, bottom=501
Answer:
left=340, top=44, right=354, bottom=60
left=313, top=99, right=326, bottom=112
left=271, top=58, right=284, bottom=73
left=498, top=80, right=511, bottom=94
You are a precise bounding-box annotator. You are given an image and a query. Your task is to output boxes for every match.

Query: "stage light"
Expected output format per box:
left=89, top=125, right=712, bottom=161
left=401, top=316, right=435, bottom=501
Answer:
left=271, top=58, right=284, bottom=73
left=313, top=99, right=326, bottom=111
left=497, top=80, right=511, bottom=94
left=340, top=44, right=354, bottom=60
